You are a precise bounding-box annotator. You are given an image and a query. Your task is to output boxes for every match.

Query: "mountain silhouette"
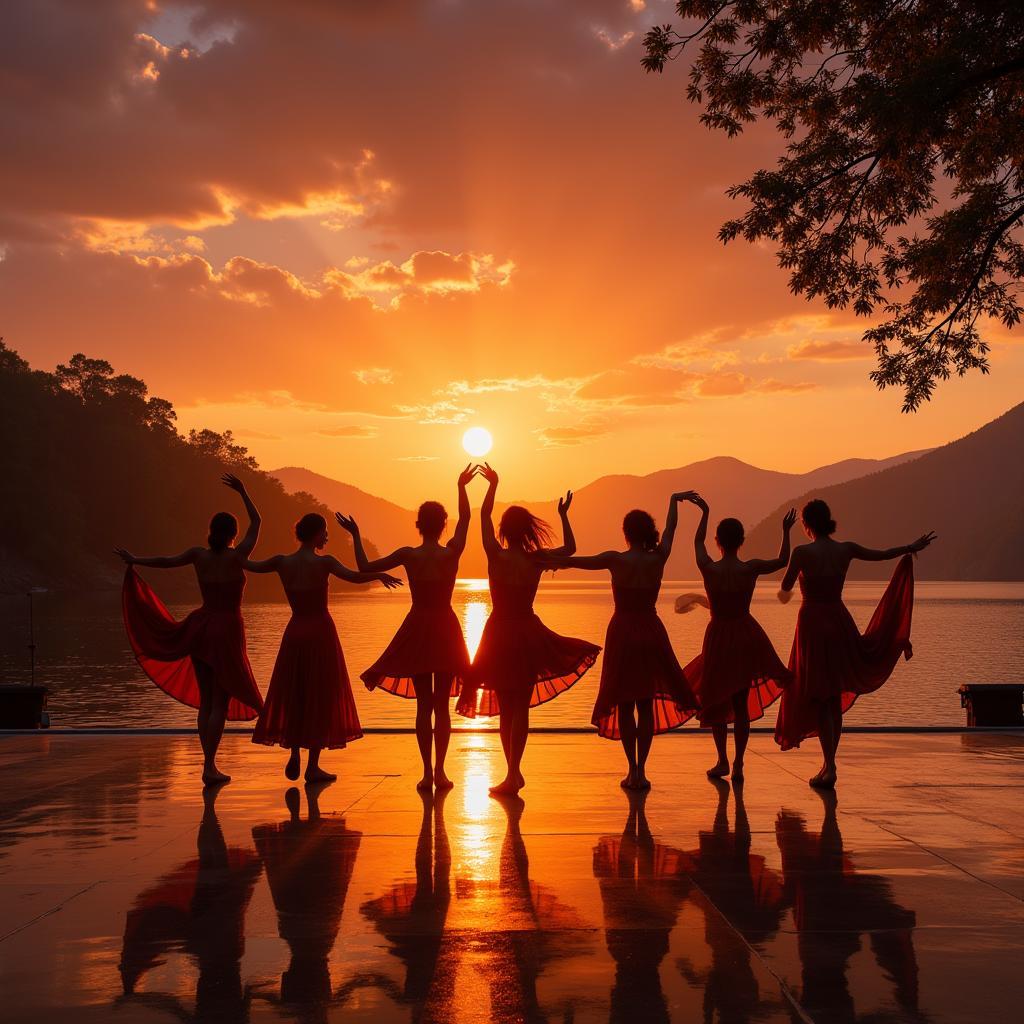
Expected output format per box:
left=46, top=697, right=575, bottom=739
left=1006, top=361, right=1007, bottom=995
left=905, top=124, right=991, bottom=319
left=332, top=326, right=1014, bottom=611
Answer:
left=275, top=451, right=926, bottom=579
left=745, top=401, right=1024, bottom=580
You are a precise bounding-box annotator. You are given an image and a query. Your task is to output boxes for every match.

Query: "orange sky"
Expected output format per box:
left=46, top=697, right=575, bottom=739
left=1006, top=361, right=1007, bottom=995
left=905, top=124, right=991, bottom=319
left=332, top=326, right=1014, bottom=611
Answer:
left=2, top=0, right=1021, bottom=505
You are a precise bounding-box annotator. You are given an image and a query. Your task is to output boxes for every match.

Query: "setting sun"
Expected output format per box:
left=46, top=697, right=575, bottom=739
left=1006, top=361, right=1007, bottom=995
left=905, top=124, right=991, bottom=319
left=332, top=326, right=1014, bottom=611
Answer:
left=462, top=426, right=493, bottom=458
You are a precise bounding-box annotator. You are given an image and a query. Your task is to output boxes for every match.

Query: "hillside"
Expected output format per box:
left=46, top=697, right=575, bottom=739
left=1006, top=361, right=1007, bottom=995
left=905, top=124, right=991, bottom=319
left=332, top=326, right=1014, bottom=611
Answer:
left=0, top=344, right=375, bottom=598
left=745, top=402, right=1024, bottom=580
left=276, top=450, right=926, bottom=578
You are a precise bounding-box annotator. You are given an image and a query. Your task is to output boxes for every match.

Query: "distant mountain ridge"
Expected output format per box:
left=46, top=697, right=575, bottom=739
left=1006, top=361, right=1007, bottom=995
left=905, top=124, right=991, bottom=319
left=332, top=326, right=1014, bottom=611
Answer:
left=745, top=401, right=1024, bottom=580
left=274, top=448, right=929, bottom=579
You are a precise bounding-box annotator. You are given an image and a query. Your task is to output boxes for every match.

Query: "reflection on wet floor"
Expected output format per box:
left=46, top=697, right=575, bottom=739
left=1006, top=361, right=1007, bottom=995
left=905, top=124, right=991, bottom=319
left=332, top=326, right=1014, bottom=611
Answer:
left=1, top=731, right=1023, bottom=1023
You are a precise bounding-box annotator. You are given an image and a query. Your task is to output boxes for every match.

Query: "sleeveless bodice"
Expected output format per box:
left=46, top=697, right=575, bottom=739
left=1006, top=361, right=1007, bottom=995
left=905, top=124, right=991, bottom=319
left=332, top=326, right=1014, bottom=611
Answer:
left=611, top=583, right=659, bottom=614
left=408, top=575, right=457, bottom=609
left=487, top=577, right=540, bottom=616
left=198, top=577, right=245, bottom=612
left=799, top=574, right=845, bottom=604
left=706, top=579, right=755, bottom=620
left=284, top=577, right=330, bottom=617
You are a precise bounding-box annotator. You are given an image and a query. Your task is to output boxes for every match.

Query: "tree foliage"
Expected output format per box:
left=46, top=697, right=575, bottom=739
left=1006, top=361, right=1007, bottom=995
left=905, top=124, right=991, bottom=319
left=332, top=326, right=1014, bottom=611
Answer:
left=643, top=1, right=1024, bottom=409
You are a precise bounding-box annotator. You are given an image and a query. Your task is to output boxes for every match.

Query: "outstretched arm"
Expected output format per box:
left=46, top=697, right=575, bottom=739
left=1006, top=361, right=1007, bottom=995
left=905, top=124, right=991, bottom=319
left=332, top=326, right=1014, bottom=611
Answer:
left=335, top=513, right=410, bottom=572
left=544, top=490, right=576, bottom=557
left=115, top=547, right=200, bottom=569
left=222, top=474, right=261, bottom=556
left=448, top=464, right=476, bottom=554
left=542, top=551, right=617, bottom=572
left=242, top=555, right=283, bottom=574
left=748, top=508, right=797, bottom=576
left=846, top=532, right=936, bottom=562
left=478, top=463, right=501, bottom=557
left=658, top=491, right=697, bottom=561
left=324, top=556, right=403, bottom=589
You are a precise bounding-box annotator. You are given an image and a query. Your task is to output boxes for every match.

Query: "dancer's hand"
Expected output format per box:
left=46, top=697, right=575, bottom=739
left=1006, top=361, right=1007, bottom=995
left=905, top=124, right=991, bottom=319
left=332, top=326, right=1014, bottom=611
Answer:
left=221, top=472, right=246, bottom=495
left=457, top=463, right=477, bottom=487
left=377, top=572, right=404, bottom=590
left=777, top=588, right=794, bottom=604
left=114, top=547, right=136, bottom=565
left=782, top=508, right=797, bottom=531
left=557, top=490, right=573, bottom=515
left=335, top=512, right=359, bottom=535
left=909, top=531, right=937, bottom=554
left=479, top=462, right=498, bottom=485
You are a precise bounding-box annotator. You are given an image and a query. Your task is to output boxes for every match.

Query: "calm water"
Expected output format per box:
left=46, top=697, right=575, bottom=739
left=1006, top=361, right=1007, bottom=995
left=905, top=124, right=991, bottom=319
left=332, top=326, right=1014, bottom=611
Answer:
left=2, top=579, right=1022, bottom=729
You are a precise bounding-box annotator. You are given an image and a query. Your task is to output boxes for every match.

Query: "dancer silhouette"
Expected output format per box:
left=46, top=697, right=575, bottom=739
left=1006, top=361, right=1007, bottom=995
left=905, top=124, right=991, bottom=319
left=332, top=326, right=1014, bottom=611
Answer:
left=544, top=497, right=699, bottom=790
left=679, top=495, right=794, bottom=782
left=245, top=513, right=402, bottom=782
left=775, top=499, right=935, bottom=787
left=116, top=474, right=264, bottom=785
left=456, top=464, right=599, bottom=796
left=252, top=784, right=363, bottom=1023
left=593, top=791, right=691, bottom=1024
left=118, top=786, right=262, bottom=1023
left=336, top=466, right=476, bottom=791
left=776, top=792, right=926, bottom=1023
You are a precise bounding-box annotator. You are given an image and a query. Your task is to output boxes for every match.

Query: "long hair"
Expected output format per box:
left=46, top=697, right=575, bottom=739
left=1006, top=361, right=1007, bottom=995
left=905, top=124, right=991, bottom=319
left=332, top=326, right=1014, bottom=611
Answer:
left=208, top=512, right=238, bottom=551
left=622, top=509, right=659, bottom=551
left=801, top=499, right=836, bottom=537
left=498, top=505, right=555, bottom=552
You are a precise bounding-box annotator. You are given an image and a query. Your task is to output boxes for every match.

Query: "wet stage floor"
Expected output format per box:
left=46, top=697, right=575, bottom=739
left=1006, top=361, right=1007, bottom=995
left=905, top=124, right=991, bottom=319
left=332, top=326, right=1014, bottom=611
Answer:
left=1, top=732, right=1022, bottom=1023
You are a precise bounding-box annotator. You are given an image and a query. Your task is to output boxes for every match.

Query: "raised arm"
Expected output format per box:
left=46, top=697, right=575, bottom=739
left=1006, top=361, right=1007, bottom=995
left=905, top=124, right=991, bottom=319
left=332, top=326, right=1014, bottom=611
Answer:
left=846, top=532, right=936, bottom=562
left=222, top=473, right=261, bottom=556
left=748, top=508, right=797, bottom=576
left=544, top=490, right=576, bottom=557
left=115, top=547, right=200, bottom=569
left=335, top=513, right=410, bottom=572
left=658, top=490, right=697, bottom=561
left=689, top=493, right=711, bottom=569
left=478, top=463, right=501, bottom=557
left=242, top=554, right=283, bottom=574
left=448, top=464, right=476, bottom=554
left=324, top=556, right=403, bottom=589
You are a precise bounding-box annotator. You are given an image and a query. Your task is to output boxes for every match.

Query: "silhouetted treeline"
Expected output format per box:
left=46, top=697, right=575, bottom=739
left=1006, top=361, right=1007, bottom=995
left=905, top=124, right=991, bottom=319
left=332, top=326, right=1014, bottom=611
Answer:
left=0, top=342, right=376, bottom=598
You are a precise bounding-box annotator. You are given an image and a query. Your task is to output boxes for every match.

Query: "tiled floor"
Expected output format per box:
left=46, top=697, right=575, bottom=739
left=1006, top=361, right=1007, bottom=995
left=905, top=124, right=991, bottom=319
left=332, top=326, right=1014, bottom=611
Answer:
left=1, top=730, right=1022, bottom=1022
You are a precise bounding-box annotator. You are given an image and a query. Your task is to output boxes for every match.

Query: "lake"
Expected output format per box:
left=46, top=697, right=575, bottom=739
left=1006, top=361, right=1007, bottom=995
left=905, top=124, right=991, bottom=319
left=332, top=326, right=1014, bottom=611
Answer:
left=2, top=579, right=1022, bottom=730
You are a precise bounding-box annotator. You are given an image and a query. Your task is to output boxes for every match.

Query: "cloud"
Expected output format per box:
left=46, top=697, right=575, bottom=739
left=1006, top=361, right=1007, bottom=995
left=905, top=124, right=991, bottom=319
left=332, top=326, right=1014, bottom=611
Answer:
left=396, top=400, right=475, bottom=425
left=536, top=424, right=609, bottom=447
left=234, top=428, right=282, bottom=440
left=396, top=455, right=440, bottom=462
left=353, top=367, right=394, bottom=385
left=316, top=425, right=378, bottom=438
left=696, top=372, right=816, bottom=397
left=787, top=339, right=871, bottom=361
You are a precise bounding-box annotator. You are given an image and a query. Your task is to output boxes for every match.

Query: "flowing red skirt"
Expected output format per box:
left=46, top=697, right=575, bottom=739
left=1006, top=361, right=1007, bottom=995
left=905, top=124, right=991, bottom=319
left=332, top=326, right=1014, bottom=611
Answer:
left=456, top=612, right=599, bottom=718
left=774, top=556, right=914, bottom=750
left=122, top=569, right=263, bottom=722
left=592, top=611, right=698, bottom=739
left=252, top=612, right=362, bottom=750
left=361, top=606, right=469, bottom=698
left=685, top=615, right=788, bottom=727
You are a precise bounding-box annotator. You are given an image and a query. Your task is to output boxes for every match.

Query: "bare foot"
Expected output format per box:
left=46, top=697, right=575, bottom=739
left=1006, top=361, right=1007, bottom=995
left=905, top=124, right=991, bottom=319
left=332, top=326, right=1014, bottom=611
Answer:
left=416, top=773, right=433, bottom=792
left=635, top=773, right=652, bottom=791
left=304, top=766, right=337, bottom=784
left=434, top=771, right=454, bottom=791
left=810, top=768, right=836, bottom=789
left=706, top=759, right=730, bottom=779
left=285, top=751, right=301, bottom=781
left=731, top=761, right=744, bottom=783
left=203, top=767, right=231, bottom=787
left=490, top=776, right=524, bottom=796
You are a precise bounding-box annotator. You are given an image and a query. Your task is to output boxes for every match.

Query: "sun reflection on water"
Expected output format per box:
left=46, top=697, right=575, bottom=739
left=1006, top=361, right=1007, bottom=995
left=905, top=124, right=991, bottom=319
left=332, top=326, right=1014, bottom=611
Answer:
left=459, top=734, right=495, bottom=879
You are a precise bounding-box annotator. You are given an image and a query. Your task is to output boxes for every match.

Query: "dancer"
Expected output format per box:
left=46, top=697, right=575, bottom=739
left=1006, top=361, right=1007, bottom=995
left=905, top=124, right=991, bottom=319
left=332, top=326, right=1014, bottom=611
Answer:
left=775, top=499, right=935, bottom=787
left=116, top=473, right=264, bottom=786
left=245, top=513, right=402, bottom=783
left=680, top=494, right=795, bottom=781
left=335, top=465, right=476, bottom=791
left=456, top=464, right=599, bottom=796
left=544, top=495, right=699, bottom=790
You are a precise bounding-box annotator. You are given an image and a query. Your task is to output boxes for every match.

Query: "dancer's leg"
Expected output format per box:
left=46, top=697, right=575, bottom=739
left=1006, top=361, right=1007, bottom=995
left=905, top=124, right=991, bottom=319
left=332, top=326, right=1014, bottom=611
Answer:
left=433, top=674, right=454, bottom=789
left=635, top=699, right=655, bottom=789
left=412, top=673, right=434, bottom=790
left=618, top=701, right=639, bottom=788
left=811, top=697, right=839, bottom=788
left=491, top=688, right=530, bottom=795
left=731, top=692, right=750, bottom=782
left=708, top=723, right=730, bottom=778
left=304, top=746, right=336, bottom=784
left=195, top=662, right=229, bottom=785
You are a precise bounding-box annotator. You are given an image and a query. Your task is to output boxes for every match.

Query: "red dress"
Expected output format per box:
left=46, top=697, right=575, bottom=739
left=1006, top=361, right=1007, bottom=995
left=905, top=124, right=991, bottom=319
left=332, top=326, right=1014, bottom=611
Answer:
left=456, top=576, right=599, bottom=718
left=591, top=584, right=698, bottom=739
left=774, top=555, right=914, bottom=750
left=252, top=577, right=362, bottom=750
left=122, top=567, right=263, bottom=721
left=361, top=576, right=470, bottom=697
left=685, top=577, right=789, bottom=727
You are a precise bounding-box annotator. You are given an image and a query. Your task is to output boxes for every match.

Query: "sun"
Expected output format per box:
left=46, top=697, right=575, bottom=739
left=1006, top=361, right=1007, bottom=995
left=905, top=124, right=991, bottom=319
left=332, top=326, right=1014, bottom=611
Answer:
left=462, top=426, right=493, bottom=457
